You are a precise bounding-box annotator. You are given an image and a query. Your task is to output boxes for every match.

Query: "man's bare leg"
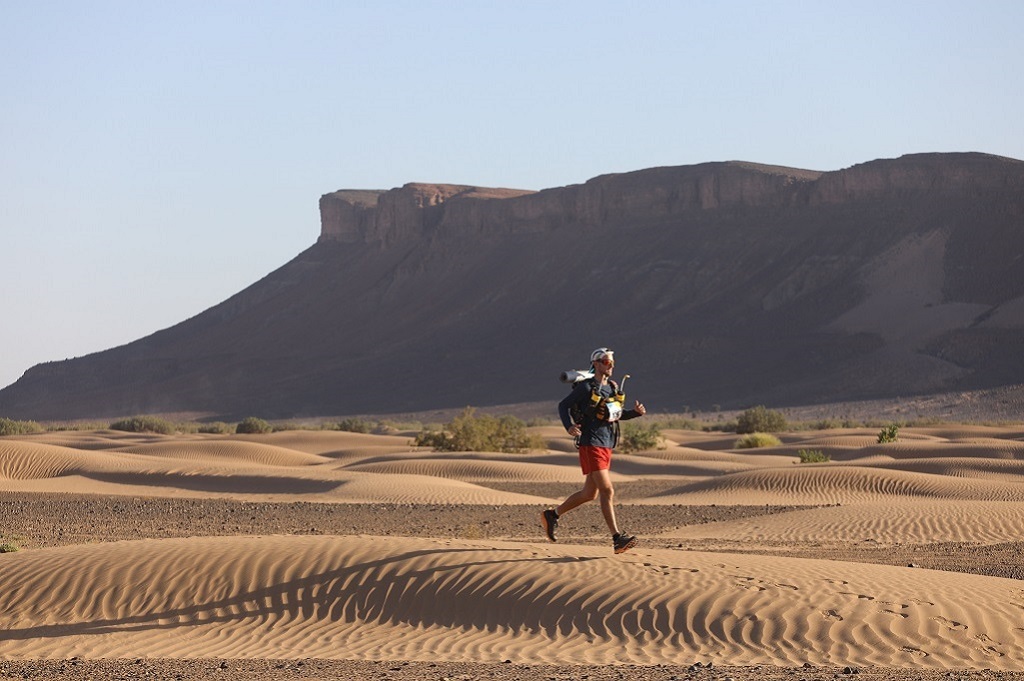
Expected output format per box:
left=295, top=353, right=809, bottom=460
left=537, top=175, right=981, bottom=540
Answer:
left=589, top=468, right=620, bottom=535
left=556, top=473, right=598, bottom=517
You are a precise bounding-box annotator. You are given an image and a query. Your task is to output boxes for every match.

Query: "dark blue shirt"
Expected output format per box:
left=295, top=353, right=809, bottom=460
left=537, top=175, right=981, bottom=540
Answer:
left=558, top=379, right=640, bottom=448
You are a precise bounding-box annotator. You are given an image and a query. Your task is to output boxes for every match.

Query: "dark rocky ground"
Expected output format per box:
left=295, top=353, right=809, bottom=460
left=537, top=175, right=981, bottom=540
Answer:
left=2, top=658, right=1023, bottom=681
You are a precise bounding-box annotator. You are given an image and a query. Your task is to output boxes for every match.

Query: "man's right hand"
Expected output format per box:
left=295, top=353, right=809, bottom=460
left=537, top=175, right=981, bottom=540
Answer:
left=567, top=424, right=581, bottom=437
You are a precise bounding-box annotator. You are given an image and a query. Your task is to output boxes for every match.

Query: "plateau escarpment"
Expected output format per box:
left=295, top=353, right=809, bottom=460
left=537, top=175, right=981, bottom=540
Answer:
left=2, top=153, right=1023, bottom=420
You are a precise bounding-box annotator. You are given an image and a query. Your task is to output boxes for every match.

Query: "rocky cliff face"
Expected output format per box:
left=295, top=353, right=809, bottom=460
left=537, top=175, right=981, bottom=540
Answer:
left=319, top=154, right=1024, bottom=246
left=319, top=184, right=536, bottom=244
left=319, top=162, right=826, bottom=244
left=809, top=153, right=1024, bottom=203
left=3, top=153, right=1023, bottom=420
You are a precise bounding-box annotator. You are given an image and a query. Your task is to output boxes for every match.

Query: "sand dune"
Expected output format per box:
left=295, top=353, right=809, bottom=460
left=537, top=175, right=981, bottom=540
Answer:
left=108, top=440, right=331, bottom=468
left=644, top=465, right=1024, bottom=505
left=329, top=473, right=550, bottom=505
left=0, top=534, right=1022, bottom=669
left=0, top=440, right=91, bottom=480
left=661, top=499, right=1024, bottom=545
left=855, top=456, right=1024, bottom=481
left=344, top=457, right=591, bottom=483
left=0, top=436, right=550, bottom=504
left=4, top=425, right=1024, bottom=675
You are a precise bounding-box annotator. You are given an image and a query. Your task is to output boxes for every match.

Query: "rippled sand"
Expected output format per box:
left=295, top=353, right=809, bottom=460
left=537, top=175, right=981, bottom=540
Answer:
left=3, top=425, right=1024, bottom=679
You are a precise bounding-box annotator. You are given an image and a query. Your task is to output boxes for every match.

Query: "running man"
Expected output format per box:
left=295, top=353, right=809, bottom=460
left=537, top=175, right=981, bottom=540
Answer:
left=542, top=347, right=646, bottom=554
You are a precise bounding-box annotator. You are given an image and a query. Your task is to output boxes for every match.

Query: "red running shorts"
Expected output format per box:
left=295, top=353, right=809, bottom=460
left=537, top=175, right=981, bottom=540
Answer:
left=578, top=445, right=613, bottom=474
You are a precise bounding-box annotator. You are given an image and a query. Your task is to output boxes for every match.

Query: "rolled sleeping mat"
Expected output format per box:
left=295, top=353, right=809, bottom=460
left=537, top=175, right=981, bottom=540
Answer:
left=559, top=369, right=595, bottom=384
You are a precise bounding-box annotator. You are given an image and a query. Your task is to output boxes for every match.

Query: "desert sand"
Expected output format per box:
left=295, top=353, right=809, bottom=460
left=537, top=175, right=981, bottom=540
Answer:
left=3, top=425, right=1024, bottom=680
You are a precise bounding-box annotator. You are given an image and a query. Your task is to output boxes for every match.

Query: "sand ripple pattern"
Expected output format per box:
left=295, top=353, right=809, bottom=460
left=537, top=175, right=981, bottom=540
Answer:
left=661, top=500, right=1024, bottom=544
left=0, top=535, right=1023, bottom=669
left=646, top=465, right=1024, bottom=505
left=7, top=425, right=1024, bottom=506
left=0, top=441, right=88, bottom=480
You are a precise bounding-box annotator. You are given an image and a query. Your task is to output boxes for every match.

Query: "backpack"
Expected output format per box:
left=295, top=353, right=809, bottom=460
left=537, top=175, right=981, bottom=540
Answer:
left=567, top=378, right=626, bottom=446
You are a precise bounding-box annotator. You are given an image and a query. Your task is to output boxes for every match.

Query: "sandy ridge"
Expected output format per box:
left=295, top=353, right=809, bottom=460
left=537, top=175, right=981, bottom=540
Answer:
left=5, top=425, right=1024, bottom=678
left=2, top=534, right=1023, bottom=668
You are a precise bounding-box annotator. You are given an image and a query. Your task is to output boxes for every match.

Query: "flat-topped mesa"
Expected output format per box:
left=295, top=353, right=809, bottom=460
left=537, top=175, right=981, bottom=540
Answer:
left=318, top=154, right=1024, bottom=244
left=319, top=183, right=535, bottom=244
left=810, top=152, right=1024, bottom=203
left=318, top=163, right=823, bottom=244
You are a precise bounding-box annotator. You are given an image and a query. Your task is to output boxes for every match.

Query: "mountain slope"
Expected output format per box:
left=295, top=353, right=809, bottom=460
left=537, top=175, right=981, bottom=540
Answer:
left=2, top=153, right=1023, bottom=420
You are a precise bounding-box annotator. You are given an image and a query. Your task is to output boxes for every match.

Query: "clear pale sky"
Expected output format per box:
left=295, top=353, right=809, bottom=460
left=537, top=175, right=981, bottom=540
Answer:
left=2, top=1, right=1022, bottom=392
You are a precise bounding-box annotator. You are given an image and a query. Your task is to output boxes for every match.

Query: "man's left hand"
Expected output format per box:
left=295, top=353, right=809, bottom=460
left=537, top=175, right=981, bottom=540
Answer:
left=634, top=400, right=646, bottom=416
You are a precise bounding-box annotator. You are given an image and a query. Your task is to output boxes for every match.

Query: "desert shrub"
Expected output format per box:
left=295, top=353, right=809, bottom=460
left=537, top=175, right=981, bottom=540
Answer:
left=736, top=406, right=788, bottom=434
left=413, top=407, right=542, bottom=453
left=413, top=429, right=448, bottom=449
left=110, top=416, right=175, bottom=435
left=877, top=423, right=901, bottom=444
left=798, top=449, right=830, bottom=463
left=735, top=432, right=782, bottom=449
left=336, top=418, right=374, bottom=433
left=44, top=421, right=109, bottom=432
left=618, top=421, right=664, bottom=453
left=804, top=418, right=841, bottom=430
left=236, top=417, right=273, bottom=434
left=0, top=542, right=19, bottom=553
left=197, top=421, right=232, bottom=434
left=332, top=418, right=394, bottom=434
left=704, top=420, right=738, bottom=433
left=0, top=417, right=44, bottom=436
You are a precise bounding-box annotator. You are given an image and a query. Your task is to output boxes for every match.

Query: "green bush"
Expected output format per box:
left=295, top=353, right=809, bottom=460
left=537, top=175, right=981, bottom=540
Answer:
left=110, top=416, right=175, bottom=435
left=877, top=423, right=901, bottom=444
left=735, top=432, right=782, bottom=449
left=0, top=542, right=19, bottom=553
left=236, top=417, right=273, bottom=434
left=336, top=418, right=374, bottom=433
left=413, top=407, right=542, bottom=453
left=736, top=406, right=788, bottom=434
left=798, top=449, right=830, bottom=463
left=413, top=429, right=448, bottom=449
left=705, top=420, right=738, bottom=433
left=0, top=417, right=44, bottom=436
left=45, top=421, right=110, bottom=432
left=619, top=421, right=664, bottom=453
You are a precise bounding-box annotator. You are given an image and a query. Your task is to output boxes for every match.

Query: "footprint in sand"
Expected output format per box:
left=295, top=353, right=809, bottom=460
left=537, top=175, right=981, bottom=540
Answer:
left=822, top=609, right=843, bottom=621
left=772, top=582, right=799, bottom=590
left=881, top=609, right=909, bottom=618
left=825, top=579, right=849, bottom=586
left=736, top=582, right=767, bottom=592
left=975, top=634, right=1005, bottom=658
left=732, top=577, right=767, bottom=592
left=839, top=592, right=875, bottom=601
left=642, top=562, right=687, bottom=575
left=901, top=646, right=928, bottom=658
left=931, top=616, right=967, bottom=631
left=908, top=598, right=935, bottom=606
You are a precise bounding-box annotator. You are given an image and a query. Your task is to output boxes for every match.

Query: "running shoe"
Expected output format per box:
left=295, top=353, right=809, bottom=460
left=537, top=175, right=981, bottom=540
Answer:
left=613, top=533, right=637, bottom=554
left=541, top=509, right=559, bottom=542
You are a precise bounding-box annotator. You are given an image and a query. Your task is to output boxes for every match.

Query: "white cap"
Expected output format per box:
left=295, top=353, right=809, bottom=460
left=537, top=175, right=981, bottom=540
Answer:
left=590, top=347, right=614, bottom=363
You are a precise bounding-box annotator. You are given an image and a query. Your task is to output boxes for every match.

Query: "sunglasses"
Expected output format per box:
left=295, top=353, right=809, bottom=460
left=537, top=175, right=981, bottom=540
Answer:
left=596, top=357, right=615, bottom=366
